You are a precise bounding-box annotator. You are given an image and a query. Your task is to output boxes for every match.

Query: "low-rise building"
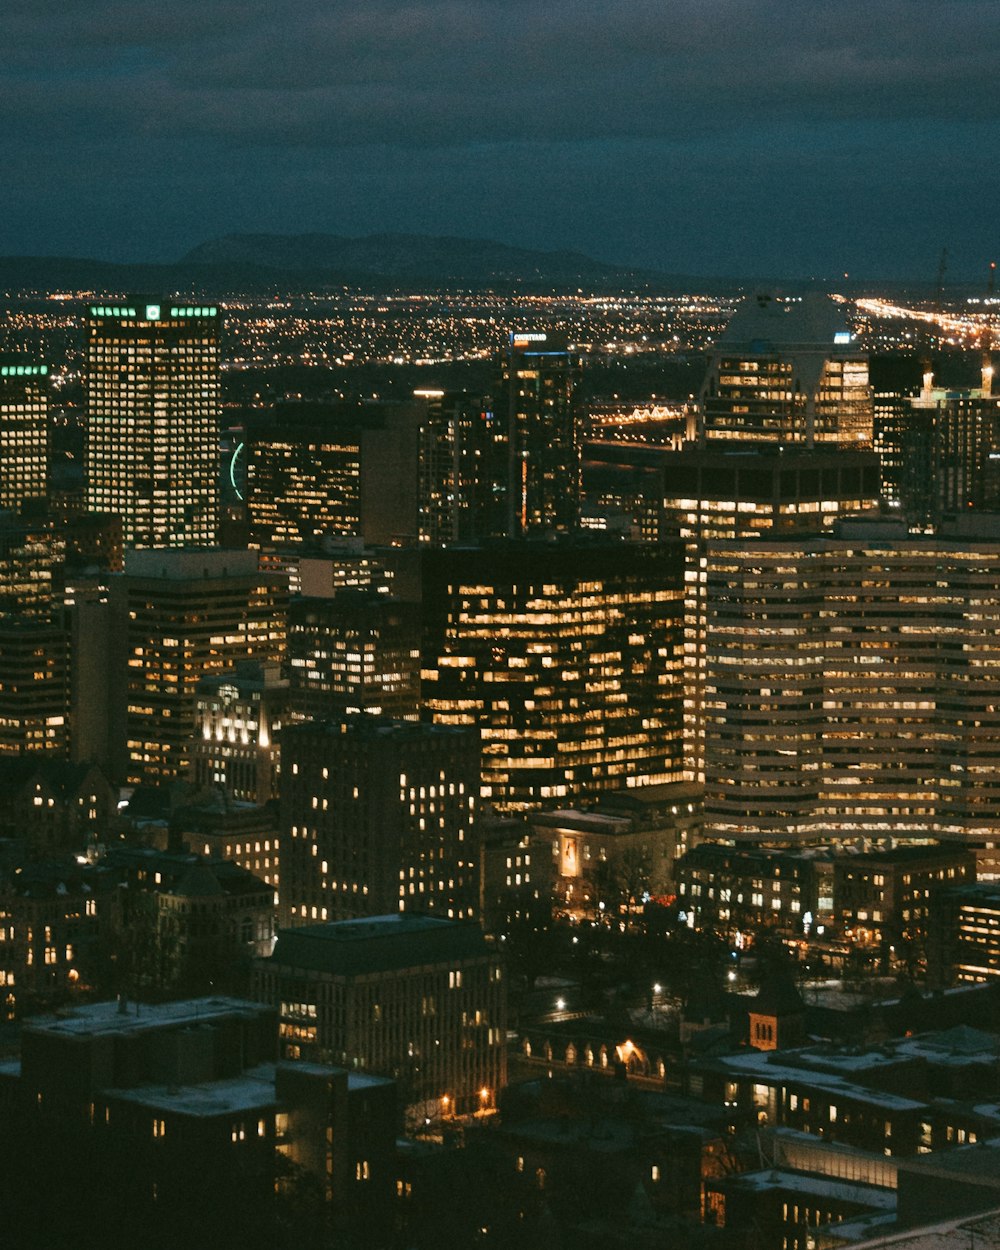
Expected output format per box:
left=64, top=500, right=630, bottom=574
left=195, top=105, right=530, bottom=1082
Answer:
left=0, top=757, right=114, bottom=856
left=532, top=782, right=701, bottom=919
left=687, top=1025, right=1000, bottom=1158
left=834, top=844, right=976, bottom=963
left=105, top=846, right=275, bottom=997
left=255, top=914, right=506, bottom=1118
left=0, top=996, right=395, bottom=1246
left=176, top=798, right=280, bottom=897
left=676, top=843, right=834, bottom=941
left=0, top=857, right=114, bottom=1017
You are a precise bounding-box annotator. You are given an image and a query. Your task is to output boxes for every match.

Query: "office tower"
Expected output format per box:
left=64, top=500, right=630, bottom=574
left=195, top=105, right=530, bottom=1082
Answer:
left=112, top=549, right=287, bottom=784
left=870, top=354, right=924, bottom=518
left=256, top=914, right=506, bottom=1117
left=287, top=590, right=420, bottom=722
left=0, top=509, right=65, bottom=617
left=663, top=437, right=881, bottom=783
left=918, top=389, right=1000, bottom=521
left=264, top=541, right=396, bottom=599
left=682, top=294, right=876, bottom=788
left=279, top=717, right=480, bottom=927
left=930, top=881, right=1000, bottom=986
left=698, top=292, right=872, bottom=446
left=416, top=389, right=502, bottom=542
left=85, top=300, right=220, bottom=548
left=0, top=620, right=69, bottom=757
left=245, top=399, right=422, bottom=549
left=702, top=515, right=1000, bottom=855
left=0, top=512, right=70, bottom=757
left=502, top=331, right=580, bottom=535
left=62, top=510, right=124, bottom=573
left=580, top=442, right=670, bottom=542
left=394, top=539, right=686, bottom=810
left=191, top=661, right=288, bottom=803
left=0, top=356, right=49, bottom=511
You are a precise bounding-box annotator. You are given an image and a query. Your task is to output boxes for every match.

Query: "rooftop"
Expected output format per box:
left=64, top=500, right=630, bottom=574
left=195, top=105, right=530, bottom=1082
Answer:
left=109, top=1066, right=277, bottom=1119
left=718, top=1168, right=895, bottom=1210
left=848, top=1208, right=1000, bottom=1250
left=24, top=996, right=271, bottom=1039
left=269, top=915, right=492, bottom=977
left=716, top=292, right=855, bottom=353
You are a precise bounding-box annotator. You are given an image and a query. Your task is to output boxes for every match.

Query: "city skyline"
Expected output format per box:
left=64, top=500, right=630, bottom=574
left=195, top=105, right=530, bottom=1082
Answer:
left=2, top=2, right=999, bottom=280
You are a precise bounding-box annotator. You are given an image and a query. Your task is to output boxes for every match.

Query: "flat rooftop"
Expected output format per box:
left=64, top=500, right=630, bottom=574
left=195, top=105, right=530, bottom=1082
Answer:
left=23, top=997, right=270, bottom=1039
left=269, top=915, right=491, bottom=977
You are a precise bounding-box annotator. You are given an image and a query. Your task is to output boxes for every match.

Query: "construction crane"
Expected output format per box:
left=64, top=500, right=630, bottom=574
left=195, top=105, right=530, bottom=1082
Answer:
left=982, top=260, right=996, bottom=397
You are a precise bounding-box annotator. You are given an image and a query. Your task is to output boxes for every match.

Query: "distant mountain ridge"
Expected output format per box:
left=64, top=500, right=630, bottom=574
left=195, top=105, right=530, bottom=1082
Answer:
left=179, top=231, right=656, bottom=285
left=0, top=234, right=956, bottom=297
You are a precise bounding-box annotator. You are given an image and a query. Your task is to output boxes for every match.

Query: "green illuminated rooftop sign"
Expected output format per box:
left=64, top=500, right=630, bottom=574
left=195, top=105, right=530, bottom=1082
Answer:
left=89, top=304, right=218, bottom=319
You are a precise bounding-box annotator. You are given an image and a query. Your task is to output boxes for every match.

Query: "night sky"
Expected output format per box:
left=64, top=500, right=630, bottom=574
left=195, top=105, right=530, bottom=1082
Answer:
left=3, top=0, right=999, bottom=280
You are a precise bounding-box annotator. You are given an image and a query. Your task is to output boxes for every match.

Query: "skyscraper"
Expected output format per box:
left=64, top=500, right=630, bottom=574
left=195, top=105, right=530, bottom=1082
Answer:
left=0, top=356, right=49, bottom=512
left=85, top=301, right=220, bottom=548
left=245, top=400, right=422, bottom=550
left=111, top=549, right=287, bottom=784
left=703, top=515, right=1000, bottom=854
left=287, top=590, right=420, bottom=722
left=415, top=389, right=501, bottom=542
left=393, top=540, right=686, bottom=810
left=502, top=331, right=580, bottom=535
left=699, top=293, right=872, bottom=447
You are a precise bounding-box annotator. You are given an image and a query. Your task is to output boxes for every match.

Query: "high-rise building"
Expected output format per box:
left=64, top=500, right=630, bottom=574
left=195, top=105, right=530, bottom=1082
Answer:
left=393, top=540, right=686, bottom=810
left=279, top=717, right=480, bottom=927
left=916, top=388, right=1000, bottom=522
left=287, top=590, right=420, bottom=722
left=415, top=389, right=505, bottom=542
left=0, top=512, right=70, bottom=757
left=0, top=620, right=69, bottom=757
left=111, top=549, right=287, bottom=784
left=0, top=356, right=49, bottom=512
left=698, top=293, right=872, bottom=447
left=702, top=516, right=1000, bottom=854
left=245, top=400, right=422, bottom=549
left=502, top=331, right=580, bottom=535
left=676, top=296, right=877, bottom=786
left=85, top=300, right=220, bottom=548
left=0, top=509, right=66, bottom=618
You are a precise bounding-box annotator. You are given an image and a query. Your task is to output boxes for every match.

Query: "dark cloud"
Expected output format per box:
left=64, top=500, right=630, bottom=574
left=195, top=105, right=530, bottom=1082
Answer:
left=0, top=0, right=998, bottom=273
